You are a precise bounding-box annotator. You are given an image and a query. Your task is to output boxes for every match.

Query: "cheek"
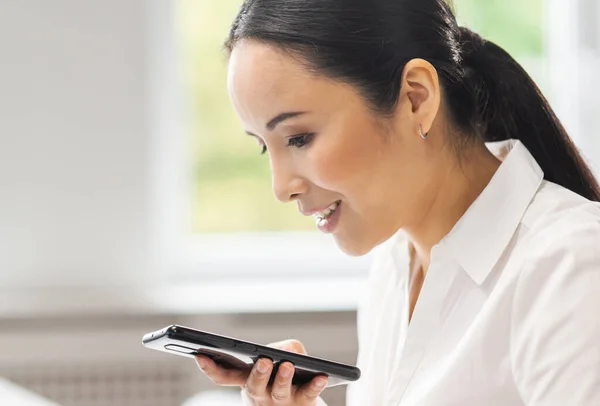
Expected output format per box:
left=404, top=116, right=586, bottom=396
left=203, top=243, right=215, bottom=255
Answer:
left=311, top=127, right=385, bottom=193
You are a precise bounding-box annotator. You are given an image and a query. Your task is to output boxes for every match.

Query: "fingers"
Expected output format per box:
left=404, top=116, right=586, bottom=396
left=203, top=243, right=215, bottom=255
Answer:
left=295, top=376, right=328, bottom=404
left=195, top=354, right=248, bottom=387
left=197, top=340, right=324, bottom=405
left=268, top=339, right=307, bottom=355
left=270, top=362, right=294, bottom=403
left=244, top=358, right=273, bottom=400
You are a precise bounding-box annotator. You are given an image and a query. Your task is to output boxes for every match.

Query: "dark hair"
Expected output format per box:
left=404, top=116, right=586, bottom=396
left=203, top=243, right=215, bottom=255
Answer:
left=226, top=0, right=600, bottom=201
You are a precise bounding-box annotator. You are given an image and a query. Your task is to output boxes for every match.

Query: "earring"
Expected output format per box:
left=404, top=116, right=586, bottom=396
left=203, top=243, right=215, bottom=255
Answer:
left=418, top=124, right=429, bottom=140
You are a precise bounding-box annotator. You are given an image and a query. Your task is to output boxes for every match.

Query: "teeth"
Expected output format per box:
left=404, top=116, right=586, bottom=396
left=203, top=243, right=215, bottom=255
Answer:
left=328, top=201, right=339, bottom=211
left=313, top=201, right=339, bottom=221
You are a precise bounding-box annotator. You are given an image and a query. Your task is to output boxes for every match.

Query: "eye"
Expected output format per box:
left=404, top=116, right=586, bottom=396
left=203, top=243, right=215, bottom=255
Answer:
left=287, top=133, right=316, bottom=149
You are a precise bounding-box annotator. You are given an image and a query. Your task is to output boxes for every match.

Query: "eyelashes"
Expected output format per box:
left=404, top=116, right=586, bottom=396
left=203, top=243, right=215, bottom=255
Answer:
left=287, top=132, right=315, bottom=148
left=259, top=133, right=316, bottom=155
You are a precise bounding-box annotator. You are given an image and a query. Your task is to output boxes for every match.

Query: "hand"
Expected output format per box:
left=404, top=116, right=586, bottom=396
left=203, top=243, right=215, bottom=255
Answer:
left=195, top=339, right=328, bottom=405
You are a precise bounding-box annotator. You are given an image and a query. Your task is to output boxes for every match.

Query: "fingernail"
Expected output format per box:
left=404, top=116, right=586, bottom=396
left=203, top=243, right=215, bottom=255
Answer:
left=257, top=360, right=269, bottom=374
left=280, top=366, right=292, bottom=378
left=196, top=358, right=206, bottom=369
left=314, top=378, right=327, bottom=389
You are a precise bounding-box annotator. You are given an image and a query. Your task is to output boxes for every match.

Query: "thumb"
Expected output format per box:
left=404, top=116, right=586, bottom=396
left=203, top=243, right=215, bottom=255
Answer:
left=268, top=339, right=307, bottom=355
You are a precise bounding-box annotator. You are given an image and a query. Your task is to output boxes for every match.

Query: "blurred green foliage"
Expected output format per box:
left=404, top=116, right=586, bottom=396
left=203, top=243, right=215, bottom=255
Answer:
left=180, top=0, right=543, bottom=233
left=453, top=0, right=544, bottom=55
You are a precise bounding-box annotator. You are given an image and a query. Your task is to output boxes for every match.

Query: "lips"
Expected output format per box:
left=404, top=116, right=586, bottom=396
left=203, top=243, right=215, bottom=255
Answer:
left=315, top=201, right=342, bottom=234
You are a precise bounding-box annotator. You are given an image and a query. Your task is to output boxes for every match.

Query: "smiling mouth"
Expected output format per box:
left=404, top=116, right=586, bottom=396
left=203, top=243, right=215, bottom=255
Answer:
left=313, top=200, right=341, bottom=223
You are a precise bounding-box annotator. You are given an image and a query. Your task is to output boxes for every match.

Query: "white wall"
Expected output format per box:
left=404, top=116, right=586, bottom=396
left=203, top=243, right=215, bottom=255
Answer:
left=577, top=0, right=600, bottom=171
left=0, top=1, right=181, bottom=287
left=547, top=0, right=600, bottom=173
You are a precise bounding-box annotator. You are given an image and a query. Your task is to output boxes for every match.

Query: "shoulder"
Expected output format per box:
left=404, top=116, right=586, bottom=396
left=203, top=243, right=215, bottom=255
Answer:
left=509, top=184, right=600, bottom=404
left=512, top=180, right=600, bottom=270
left=522, top=180, right=600, bottom=238
left=510, top=181, right=600, bottom=330
left=515, top=180, right=600, bottom=296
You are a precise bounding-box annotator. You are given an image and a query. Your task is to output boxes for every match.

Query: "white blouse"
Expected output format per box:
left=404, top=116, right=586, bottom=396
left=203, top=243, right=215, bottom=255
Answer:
left=346, top=139, right=600, bottom=405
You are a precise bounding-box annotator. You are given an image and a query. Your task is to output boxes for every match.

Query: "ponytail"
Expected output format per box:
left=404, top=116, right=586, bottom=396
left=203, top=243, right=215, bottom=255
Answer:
left=455, top=27, right=600, bottom=202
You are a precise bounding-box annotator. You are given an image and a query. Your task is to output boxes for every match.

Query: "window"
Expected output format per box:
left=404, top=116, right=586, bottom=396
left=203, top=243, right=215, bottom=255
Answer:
left=179, top=0, right=314, bottom=233
left=454, top=0, right=546, bottom=90
left=175, top=0, right=370, bottom=286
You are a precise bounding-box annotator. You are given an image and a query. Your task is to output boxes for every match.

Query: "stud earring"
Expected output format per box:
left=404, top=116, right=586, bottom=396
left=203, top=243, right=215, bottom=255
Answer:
left=418, top=124, right=429, bottom=140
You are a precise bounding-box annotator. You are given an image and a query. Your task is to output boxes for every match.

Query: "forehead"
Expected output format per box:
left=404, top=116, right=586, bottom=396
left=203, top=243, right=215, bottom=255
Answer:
left=226, top=40, right=373, bottom=135
left=227, top=40, right=316, bottom=109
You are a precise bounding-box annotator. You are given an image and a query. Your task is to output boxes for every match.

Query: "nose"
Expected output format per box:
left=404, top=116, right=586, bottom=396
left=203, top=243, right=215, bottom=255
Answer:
left=271, top=158, right=308, bottom=203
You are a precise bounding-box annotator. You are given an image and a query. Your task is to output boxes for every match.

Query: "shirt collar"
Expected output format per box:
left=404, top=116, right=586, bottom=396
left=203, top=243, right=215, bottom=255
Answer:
left=436, top=139, right=544, bottom=285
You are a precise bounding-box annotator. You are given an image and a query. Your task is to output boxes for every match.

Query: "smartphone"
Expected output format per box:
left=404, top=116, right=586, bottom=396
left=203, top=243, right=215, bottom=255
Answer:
left=142, top=325, right=361, bottom=388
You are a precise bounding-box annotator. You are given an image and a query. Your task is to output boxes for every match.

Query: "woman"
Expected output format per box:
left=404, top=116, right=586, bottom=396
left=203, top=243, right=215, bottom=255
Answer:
left=195, top=0, right=600, bottom=404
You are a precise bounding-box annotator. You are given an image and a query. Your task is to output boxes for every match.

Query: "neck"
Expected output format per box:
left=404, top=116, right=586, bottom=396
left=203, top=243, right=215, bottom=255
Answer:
left=403, top=143, right=501, bottom=274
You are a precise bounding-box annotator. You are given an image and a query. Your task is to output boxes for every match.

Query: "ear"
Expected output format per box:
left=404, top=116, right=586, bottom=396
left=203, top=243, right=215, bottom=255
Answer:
left=396, top=58, right=441, bottom=137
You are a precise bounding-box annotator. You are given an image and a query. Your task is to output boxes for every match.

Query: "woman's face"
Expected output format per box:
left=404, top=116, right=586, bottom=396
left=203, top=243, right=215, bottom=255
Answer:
left=227, top=40, right=441, bottom=256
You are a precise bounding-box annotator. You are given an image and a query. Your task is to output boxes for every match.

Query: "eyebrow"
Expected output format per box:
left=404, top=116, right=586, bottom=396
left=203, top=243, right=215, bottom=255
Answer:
left=267, top=111, right=307, bottom=131
left=245, top=111, right=308, bottom=138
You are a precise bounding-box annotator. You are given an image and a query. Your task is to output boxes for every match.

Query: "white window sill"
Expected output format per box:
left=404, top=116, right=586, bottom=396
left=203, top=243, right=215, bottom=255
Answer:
left=0, top=275, right=365, bottom=319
